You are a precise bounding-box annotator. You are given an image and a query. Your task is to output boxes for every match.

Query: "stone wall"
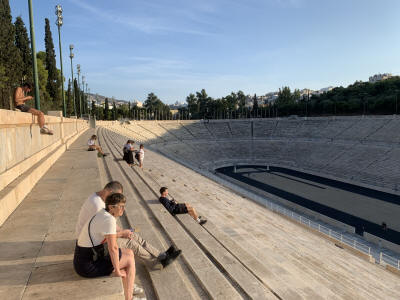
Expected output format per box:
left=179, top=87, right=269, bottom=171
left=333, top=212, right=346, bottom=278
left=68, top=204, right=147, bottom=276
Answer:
left=0, top=109, right=89, bottom=225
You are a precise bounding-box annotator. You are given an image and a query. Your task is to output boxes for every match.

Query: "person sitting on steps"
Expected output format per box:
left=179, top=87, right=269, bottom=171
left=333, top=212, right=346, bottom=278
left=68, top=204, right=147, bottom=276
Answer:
left=14, top=82, right=53, bottom=135
left=88, top=135, right=107, bottom=157
left=74, top=193, right=136, bottom=300
left=75, top=181, right=181, bottom=272
left=159, top=187, right=207, bottom=225
left=123, top=140, right=135, bottom=166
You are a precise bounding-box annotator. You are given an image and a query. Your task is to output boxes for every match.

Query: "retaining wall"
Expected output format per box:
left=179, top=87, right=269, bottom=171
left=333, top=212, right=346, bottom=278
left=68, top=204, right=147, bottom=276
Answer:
left=0, top=109, right=89, bottom=226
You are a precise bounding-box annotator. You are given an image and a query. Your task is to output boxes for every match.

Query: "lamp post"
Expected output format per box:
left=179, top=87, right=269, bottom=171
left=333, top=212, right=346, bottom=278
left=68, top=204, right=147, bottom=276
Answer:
left=69, top=45, right=76, bottom=116
left=77, top=64, right=82, bottom=117
left=27, top=0, right=40, bottom=109
left=55, top=5, right=66, bottom=117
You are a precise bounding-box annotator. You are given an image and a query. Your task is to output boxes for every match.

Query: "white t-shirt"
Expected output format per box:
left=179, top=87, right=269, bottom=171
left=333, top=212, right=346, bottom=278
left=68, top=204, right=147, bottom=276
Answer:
left=77, top=209, right=116, bottom=247
left=75, top=193, right=105, bottom=237
left=88, top=139, right=95, bottom=146
left=139, top=149, right=144, bottom=160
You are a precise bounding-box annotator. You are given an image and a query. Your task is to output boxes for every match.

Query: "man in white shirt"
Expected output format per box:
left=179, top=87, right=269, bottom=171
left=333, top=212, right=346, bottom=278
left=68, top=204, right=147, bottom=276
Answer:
left=75, top=181, right=181, bottom=269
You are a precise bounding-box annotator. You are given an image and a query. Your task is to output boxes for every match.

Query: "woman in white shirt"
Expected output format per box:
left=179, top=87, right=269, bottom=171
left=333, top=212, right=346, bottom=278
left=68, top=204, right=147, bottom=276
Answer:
left=88, top=135, right=107, bottom=157
left=74, top=193, right=136, bottom=300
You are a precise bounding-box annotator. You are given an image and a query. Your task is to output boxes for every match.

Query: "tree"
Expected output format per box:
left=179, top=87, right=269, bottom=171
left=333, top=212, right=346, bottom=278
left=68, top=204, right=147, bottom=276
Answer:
left=91, top=100, right=96, bottom=117
left=44, top=18, right=60, bottom=110
left=104, top=98, right=109, bottom=120
left=73, top=78, right=80, bottom=116
left=66, top=79, right=73, bottom=116
left=0, top=0, right=23, bottom=109
left=196, top=89, right=211, bottom=118
left=186, top=93, right=198, bottom=117
left=237, top=90, right=246, bottom=110
left=252, top=94, right=258, bottom=111
left=14, top=16, right=32, bottom=84
left=277, top=86, right=294, bottom=105
left=112, top=101, right=117, bottom=120
left=36, top=52, right=51, bottom=112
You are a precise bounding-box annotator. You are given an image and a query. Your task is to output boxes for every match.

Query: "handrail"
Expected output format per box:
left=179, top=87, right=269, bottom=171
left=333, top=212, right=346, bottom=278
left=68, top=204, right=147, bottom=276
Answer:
left=265, top=200, right=400, bottom=270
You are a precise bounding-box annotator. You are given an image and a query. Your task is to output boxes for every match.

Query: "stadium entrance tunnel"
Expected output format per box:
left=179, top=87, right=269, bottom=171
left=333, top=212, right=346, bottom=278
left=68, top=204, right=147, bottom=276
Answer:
left=215, top=165, right=400, bottom=246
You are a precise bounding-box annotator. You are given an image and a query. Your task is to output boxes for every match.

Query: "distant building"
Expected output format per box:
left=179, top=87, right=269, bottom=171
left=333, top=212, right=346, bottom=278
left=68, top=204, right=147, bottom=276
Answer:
left=132, top=100, right=143, bottom=108
left=369, top=73, right=392, bottom=83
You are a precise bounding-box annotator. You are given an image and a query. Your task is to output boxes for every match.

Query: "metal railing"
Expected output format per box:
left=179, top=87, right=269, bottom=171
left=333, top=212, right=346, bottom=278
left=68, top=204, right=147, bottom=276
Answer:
left=264, top=200, right=400, bottom=270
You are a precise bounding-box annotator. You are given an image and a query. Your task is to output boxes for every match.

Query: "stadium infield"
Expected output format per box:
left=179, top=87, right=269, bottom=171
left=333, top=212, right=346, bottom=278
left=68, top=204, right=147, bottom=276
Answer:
left=216, top=165, right=400, bottom=245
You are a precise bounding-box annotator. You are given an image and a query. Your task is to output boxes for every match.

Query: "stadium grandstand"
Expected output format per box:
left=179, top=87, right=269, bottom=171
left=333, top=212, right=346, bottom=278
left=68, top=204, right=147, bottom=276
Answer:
left=2, top=110, right=400, bottom=299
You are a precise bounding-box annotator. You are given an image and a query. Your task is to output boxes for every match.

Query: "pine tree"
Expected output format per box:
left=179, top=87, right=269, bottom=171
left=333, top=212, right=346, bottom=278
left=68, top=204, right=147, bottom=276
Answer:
left=113, top=101, right=117, bottom=120
left=104, top=98, right=109, bottom=120
left=253, top=94, right=259, bottom=111
left=44, top=18, right=60, bottom=109
left=14, top=16, right=32, bottom=84
left=66, top=79, right=73, bottom=116
left=73, top=78, right=80, bottom=116
left=0, top=0, right=23, bottom=109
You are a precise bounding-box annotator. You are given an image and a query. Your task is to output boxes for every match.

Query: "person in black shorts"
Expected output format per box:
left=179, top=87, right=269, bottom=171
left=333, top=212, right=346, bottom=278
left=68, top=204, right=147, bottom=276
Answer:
left=159, top=187, right=207, bottom=225
left=14, top=83, right=53, bottom=135
left=74, top=193, right=136, bottom=299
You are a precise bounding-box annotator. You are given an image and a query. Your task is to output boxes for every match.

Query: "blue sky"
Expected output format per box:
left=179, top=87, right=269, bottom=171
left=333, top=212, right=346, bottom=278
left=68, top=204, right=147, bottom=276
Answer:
left=9, top=0, right=400, bottom=103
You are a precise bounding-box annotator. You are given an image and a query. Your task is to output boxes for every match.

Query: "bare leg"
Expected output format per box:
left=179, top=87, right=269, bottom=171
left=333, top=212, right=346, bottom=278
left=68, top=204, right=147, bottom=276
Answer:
left=29, top=108, right=45, bottom=128
left=118, top=248, right=135, bottom=300
left=185, top=204, right=199, bottom=220
left=95, top=145, right=105, bottom=155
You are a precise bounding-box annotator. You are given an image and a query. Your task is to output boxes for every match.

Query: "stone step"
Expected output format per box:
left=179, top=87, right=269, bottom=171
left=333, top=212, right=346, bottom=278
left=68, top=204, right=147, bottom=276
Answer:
left=101, top=128, right=243, bottom=300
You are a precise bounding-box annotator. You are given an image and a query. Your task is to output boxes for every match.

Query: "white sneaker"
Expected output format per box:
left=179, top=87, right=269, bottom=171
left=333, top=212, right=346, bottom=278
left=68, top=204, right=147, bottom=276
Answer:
left=133, top=284, right=144, bottom=295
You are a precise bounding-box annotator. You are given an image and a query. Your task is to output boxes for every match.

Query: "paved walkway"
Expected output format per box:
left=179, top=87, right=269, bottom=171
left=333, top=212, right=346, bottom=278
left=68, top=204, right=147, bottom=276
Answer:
left=0, top=130, right=123, bottom=300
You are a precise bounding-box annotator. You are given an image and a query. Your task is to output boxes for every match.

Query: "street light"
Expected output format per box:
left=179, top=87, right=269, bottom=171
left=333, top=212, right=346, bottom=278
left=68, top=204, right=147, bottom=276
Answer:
left=69, top=44, right=76, bottom=116
left=28, top=0, right=41, bottom=109
left=55, top=4, right=66, bottom=117
left=77, top=64, right=82, bottom=117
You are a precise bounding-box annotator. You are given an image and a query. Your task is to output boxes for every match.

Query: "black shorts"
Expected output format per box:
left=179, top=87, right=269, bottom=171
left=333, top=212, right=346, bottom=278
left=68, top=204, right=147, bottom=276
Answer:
left=73, top=244, right=122, bottom=278
left=173, top=203, right=188, bottom=214
left=88, top=148, right=96, bottom=151
left=16, top=104, right=30, bottom=112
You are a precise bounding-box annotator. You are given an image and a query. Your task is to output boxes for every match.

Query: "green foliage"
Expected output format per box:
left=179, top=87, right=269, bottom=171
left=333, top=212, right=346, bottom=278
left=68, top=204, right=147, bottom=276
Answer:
left=14, top=16, right=32, bottom=83
left=66, top=79, right=73, bottom=116
left=0, top=0, right=23, bottom=109
left=144, top=92, right=170, bottom=119
left=73, top=78, right=81, bottom=116
left=277, top=86, right=294, bottom=105
left=35, top=52, right=51, bottom=113
left=104, top=98, right=109, bottom=120
left=252, top=94, right=258, bottom=111
left=44, top=18, right=61, bottom=109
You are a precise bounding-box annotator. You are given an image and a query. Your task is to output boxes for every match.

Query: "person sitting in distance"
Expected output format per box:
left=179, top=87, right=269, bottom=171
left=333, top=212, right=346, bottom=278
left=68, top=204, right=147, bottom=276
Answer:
left=14, top=82, right=53, bottom=135
left=75, top=181, right=181, bottom=271
left=74, top=193, right=136, bottom=300
left=123, top=140, right=135, bottom=166
left=159, top=187, right=207, bottom=225
left=88, top=135, right=107, bottom=157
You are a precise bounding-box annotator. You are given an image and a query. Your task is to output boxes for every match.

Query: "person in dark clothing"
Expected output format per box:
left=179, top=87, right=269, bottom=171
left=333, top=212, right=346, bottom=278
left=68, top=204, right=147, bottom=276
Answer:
left=159, top=187, right=207, bottom=225
left=123, top=140, right=135, bottom=166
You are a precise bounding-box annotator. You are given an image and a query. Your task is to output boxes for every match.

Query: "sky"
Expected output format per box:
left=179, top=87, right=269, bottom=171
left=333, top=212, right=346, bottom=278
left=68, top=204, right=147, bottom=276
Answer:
left=9, top=0, right=400, bottom=103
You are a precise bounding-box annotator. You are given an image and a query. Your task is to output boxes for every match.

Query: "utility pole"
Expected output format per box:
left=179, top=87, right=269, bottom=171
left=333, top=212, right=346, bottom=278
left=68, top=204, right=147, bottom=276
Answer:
left=77, top=64, right=82, bottom=117
left=69, top=45, right=76, bottom=116
left=55, top=4, right=66, bottom=116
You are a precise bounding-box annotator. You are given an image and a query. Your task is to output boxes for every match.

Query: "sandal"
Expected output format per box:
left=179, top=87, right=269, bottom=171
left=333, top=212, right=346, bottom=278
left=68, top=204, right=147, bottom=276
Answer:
left=40, top=127, right=54, bottom=135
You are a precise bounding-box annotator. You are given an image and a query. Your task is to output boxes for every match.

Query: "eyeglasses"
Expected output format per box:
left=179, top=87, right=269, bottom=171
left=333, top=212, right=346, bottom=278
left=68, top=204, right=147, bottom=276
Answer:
left=113, top=204, right=126, bottom=209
